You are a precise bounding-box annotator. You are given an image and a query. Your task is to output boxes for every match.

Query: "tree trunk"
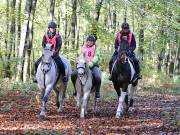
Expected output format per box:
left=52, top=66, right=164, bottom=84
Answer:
left=4, top=0, right=16, bottom=78
left=16, top=0, right=37, bottom=82
left=157, top=49, right=165, bottom=72
left=95, top=0, right=104, bottom=21
left=16, top=0, right=22, bottom=57
left=138, top=4, right=145, bottom=61
left=112, top=7, right=116, bottom=33
left=71, top=0, right=77, bottom=49
left=64, top=1, right=69, bottom=48
left=50, top=0, right=56, bottom=21
left=23, top=0, right=37, bottom=82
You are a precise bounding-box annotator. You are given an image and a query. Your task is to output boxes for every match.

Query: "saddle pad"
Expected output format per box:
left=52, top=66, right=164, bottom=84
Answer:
left=60, top=55, right=72, bottom=77
left=128, top=58, right=135, bottom=81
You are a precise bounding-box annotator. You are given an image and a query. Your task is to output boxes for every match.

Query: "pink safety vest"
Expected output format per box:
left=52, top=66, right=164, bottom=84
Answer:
left=45, top=32, right=60, bottom=53
left=81, top=44, right=96, bottom=62
left=117, top=32, right=133, bottom=48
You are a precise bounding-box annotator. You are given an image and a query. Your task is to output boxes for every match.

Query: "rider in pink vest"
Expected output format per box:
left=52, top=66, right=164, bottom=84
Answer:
left=71, top=35, right=101, bottom=98
left=34, top=21, right=67, bottom=82
left=109, top=22, right=142, bottom=82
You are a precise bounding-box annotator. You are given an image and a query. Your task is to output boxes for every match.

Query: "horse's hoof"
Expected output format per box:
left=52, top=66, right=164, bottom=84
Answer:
left=80, top=116, right=84, bottom=119
left=58, top=108, right=63, bottom=113
left=39, top=115, right=46, bottom=120
left=116, top=111, right=123, bottom=118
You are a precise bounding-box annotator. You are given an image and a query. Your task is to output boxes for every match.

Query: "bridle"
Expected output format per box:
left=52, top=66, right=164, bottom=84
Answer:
left=77, top=62, right=88, bottom=86
left=118, top=50, right=128, bottom=64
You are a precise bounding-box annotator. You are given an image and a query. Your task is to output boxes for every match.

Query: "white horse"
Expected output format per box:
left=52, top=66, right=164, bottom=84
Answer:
left=36, top=43, right=71, bottom=120
left=75, top=55, right=97, bottom=118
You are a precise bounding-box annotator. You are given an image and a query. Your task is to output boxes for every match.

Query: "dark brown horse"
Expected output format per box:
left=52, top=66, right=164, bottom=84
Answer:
left=111, top=40, right=138, bottom=117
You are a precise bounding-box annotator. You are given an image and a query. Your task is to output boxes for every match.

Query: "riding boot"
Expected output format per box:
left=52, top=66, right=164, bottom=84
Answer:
left=33, top=57, right=41, bottom=83
left=132, top=58, right=142, bottom=82
left=59, top=58, right=68, bottom=82
left=108, top=58, right=113, bottom=81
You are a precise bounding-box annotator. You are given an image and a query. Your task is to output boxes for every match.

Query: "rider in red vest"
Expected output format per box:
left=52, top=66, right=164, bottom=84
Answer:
left=109, top=22, right=142, bottom=82
left=34, top=21, right=67, bottom=82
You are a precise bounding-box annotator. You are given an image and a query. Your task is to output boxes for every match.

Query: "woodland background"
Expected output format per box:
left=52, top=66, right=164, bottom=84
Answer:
left=0, top=0, right=179, bottom=134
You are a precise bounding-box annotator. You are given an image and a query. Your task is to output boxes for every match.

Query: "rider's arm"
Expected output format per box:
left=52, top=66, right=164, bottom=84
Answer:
left=114, top=34, right=119, bottom=50
left=54, top=36, right=62, bottom=56
left=130, top=34, right=136, bottom=52
left=91, top=48, right=100, bottom=66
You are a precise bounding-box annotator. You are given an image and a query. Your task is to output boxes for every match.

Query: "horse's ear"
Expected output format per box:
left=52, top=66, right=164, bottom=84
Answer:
left=77, top=53, right=79, bottom=57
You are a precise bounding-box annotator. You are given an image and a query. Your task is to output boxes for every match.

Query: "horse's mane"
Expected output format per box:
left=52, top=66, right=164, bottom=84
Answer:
left=118, top=39, right=129, bottom=52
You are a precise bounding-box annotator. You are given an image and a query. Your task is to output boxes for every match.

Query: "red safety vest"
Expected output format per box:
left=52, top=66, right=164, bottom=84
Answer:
left=81, top=44, right=96, bottom=62
left=45, top=32, right=61, bottom=53
left=117, top=32, right=133, bottom=48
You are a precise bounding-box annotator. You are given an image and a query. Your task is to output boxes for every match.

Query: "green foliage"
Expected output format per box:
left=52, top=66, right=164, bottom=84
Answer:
left=12, top=81, right=38, bottom=94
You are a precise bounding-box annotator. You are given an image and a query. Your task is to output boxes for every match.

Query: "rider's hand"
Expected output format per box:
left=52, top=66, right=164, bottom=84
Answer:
left=88, top=61, right=93, bottom=68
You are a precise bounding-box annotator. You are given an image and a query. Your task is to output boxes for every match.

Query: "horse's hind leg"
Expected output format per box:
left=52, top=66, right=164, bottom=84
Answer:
left=54, top=88, right=60, bottom=109
left=125, top=92, right=129, bottom=112
left=129, top=82, right=137, bottom=109
left=57, top=82, right=67, bottom=112
left=93, top=95, right=97, bottom=115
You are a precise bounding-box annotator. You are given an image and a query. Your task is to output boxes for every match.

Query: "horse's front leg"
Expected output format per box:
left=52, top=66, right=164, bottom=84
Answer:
left=40, top=84, right=53, bottom=120
left=116, top=87, right=127, bottom=118
left=80, top=89, right=90, bottom=118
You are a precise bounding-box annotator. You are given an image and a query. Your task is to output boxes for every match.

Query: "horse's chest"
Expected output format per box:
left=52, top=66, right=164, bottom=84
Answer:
left=113, top=64, right=131, bottom=81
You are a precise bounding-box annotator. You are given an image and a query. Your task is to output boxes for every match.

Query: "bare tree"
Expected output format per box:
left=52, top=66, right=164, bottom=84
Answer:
left=71, top=0, right=77, bottom=48
left=50, top=0, right=56, bottom=21
left=16, top=0, right=37, bottom=82
left=4, top=0, right=16, bottom=78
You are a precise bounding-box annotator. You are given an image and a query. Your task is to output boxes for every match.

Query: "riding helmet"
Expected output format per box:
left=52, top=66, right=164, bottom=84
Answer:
left=121, top=22, right=129, bottom=29
left=86, top=35, right=96, bottom=42
left=48, top=21, right=57, bottom=28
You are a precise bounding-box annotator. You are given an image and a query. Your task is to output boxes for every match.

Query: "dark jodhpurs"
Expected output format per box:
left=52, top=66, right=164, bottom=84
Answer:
left=34, top=55, right=65, bottom=76
left=71, top=66, right=101, bottom=95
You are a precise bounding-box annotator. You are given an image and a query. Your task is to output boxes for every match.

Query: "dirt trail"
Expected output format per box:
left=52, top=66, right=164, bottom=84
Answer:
left=0, top=93, right=179, bottom=134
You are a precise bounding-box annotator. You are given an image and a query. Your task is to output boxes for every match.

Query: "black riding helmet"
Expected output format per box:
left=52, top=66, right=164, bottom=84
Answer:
left=48, top=21, right=57, bottom=28
left=121, top=22, right=129, bottom=29
left=86, top=35, right=96, bottom=42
